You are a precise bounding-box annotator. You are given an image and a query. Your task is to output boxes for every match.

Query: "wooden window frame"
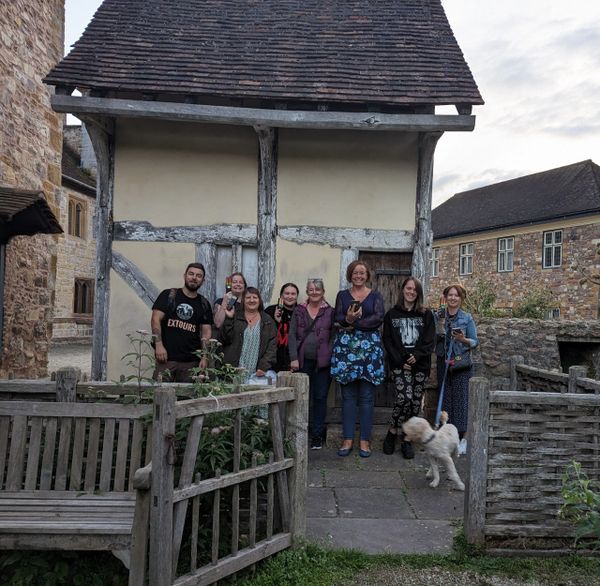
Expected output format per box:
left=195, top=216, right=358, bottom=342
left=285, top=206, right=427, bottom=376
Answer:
left=459, top=242, right=474, bottom=276
left=497, top=237, right=514, bottom=272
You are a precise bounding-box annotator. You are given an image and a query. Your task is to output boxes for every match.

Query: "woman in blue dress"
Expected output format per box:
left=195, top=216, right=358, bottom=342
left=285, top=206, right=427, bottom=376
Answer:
left=331, top=260, right=385, bottom=458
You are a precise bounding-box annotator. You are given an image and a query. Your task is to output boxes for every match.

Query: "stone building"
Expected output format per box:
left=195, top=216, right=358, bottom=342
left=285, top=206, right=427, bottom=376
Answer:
left=430, top=160, right=600, bottom=319
left=0, top=0, right=64, bottom=378
left=53, top=127, right=97, bottom=341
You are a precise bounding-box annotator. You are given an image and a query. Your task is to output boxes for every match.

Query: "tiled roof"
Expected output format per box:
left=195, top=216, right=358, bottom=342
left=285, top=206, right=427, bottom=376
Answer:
left=432, top=160, right=600, bottom=239
left=62, top=142, right=96, bottom=195
left=45, top=0, right=483, bottom=108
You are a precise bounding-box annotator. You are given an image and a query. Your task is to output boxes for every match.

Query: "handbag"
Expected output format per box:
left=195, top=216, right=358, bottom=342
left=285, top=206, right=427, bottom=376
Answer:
left=448, top=350, right=472, bottom=373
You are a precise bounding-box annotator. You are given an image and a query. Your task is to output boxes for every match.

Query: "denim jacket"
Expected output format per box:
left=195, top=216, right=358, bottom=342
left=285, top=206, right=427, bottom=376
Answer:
left=435, top=308, right=478, bottom=359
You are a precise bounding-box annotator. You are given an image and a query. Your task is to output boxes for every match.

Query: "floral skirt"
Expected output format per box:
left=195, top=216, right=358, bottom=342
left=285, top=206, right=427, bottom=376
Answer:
left=330, top=329, right=385, bottom=386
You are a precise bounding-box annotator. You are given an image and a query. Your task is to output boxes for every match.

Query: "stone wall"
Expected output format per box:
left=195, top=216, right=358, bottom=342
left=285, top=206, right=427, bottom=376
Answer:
left=53, top=184, right=96, bottom=340
left=0, top=0, right=64, bottom=377
left=430, top=220, right=600, bottom=320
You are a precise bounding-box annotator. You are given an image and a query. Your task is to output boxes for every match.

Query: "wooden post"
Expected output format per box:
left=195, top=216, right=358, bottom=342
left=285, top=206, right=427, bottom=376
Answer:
left=568, top=365, right=588, bottom=394
left=84, top=117, right=115, bottom=381
left=55, top=367, right=80, bottom=402
left=465, top=377, right=490, bottom=549
left=149, top=389, right=176, bottom=586
left=283, top=372, right=309, bottom=543
left=509, top=355, right=524, bottom=391
left=255, top=126, right=277, bottom=303
left=412, top=131, right=442, bottom=295
left=339, top=249, right=358, bottom=291
left=196, top=242, right=217, bottom=308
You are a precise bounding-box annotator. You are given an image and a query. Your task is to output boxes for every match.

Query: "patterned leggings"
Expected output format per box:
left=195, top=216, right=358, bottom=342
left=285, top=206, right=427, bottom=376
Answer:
left=389, top=368, right=427, bottom=429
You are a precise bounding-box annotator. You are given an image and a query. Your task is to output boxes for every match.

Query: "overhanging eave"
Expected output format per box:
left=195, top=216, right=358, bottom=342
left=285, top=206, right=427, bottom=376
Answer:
left=51, top=95, right=476, bottom=132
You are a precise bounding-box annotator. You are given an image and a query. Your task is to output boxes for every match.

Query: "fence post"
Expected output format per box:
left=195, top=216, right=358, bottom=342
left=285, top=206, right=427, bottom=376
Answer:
left=55, top=367, right=81, bottom=402
left=568, top=365, right=588, bottom=393
left=283, top=372, right=309, bottom=544
left=149, top=389, right=176, bottom=586
left=465, top=377, right=490, bottom=549
left=509, top=355, right=524, bottom=391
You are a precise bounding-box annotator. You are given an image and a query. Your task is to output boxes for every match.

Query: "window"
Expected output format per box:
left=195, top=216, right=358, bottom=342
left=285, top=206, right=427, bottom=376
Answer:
left=497, top=237, right=514, bottom=272
left=543, top=230, right=562, bottom=268
left=546, top=308, right=560, bottom=320
left=459, top=243, right=473, bottom=275
left=215, top=245, right=258, bottom=299
left=68, top=198, right=86, bottom=238
left=73, top=278, right=94, bottom=314
left=430, top=247, right=440, bottom=277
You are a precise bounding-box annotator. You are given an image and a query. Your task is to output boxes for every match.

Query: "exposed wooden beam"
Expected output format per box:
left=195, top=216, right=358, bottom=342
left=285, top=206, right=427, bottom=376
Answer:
left=52, top=95, right=476, bottom=132
left=412, top=131, right=443, bottom=294
left=111, top=250, right=159, bottom=309
left=255, top=127, right=278, bottom=302
left=79, top=114, right=115, bottom=138
left=84, top=121, right=115, bottom=380
left=113, top=221, right=257, bottom=245
left=279, top=226, right=413, bottom=250
left=196, top=243, right=217, bottom=305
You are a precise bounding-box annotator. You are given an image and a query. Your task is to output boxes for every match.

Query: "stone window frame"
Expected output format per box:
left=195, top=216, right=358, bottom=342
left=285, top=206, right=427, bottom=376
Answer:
left=542, top=229, right=562, bottom=269
left=497, top=236, right=514, bottom=272
left=430, top=246, right=440, bottom=277
left=73, top=277, right=94, bottom=315
left=459, top=242, right=474, bottom=276
left=68, top=196, right=87, bottom=239
left=546, top=307, right=560, bottom=319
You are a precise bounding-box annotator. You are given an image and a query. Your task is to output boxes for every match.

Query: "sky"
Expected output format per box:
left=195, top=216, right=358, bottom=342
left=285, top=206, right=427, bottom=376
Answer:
left=64, top=0, right=600, bottom=207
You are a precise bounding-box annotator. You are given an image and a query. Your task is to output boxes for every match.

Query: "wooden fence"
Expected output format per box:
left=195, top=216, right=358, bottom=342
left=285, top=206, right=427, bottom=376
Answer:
left=465, top=358, right=600, bottom=554
left=0, top=370, right=308, bottom=585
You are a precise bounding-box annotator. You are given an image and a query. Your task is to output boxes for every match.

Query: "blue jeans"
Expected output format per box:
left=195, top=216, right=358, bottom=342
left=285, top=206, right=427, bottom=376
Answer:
left=301, top=359, right=331, bottom=439
left=341, top=379, right=375, bottom=441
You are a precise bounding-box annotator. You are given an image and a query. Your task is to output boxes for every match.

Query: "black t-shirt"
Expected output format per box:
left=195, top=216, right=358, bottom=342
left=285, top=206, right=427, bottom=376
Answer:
left=265, top=304, right=295, bottom=371
left=152, top=288, right=213, bottom=362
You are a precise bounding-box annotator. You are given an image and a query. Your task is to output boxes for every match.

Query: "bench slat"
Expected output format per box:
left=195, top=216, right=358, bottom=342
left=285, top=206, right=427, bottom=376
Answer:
left=0, top=416, right=9, bottom=488
left=40, top=418, right=58, bottom=490
left=84, top=419, right=100, bottom=490
left=100, top=419, right=115, bottom=491
left=128, top=420, right=144, bottom=491
left=69, top=418, right=86, bottom=491
left=24, top=418, right=43, bottom=490
left=6, top=416, right=27, bottom=490
left=114, top=419, right=130, bottom=491
left=55, top=419, right=73, bottom=491
left=0, top=401, right=151, bottom=418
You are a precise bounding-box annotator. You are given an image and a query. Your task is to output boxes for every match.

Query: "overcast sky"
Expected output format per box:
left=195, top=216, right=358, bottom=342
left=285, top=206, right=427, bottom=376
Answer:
left=65, top=0, right=600, bottom=207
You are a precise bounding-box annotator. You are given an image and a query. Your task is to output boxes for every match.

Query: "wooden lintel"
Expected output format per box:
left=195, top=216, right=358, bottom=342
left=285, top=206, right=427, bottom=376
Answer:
left=113, top=221, right=257, bottom=245
left=52, top=95, right=476, bottom=132
left=280, top=226, right=413, bottom=250
left=79, top=115, right=115, bottom=138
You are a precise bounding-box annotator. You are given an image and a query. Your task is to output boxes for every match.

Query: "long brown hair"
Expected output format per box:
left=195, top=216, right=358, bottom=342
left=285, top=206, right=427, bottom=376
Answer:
left=398, top=276, right=425, bottom=313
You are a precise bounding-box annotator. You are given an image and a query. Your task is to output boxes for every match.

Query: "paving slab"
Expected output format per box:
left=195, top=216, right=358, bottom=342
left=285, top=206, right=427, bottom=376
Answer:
left=306, top=488, right=338, bottom=517
left=323, top=469, right=403, bottom=489
left=405, top=486, right=465, bottom=520
left=335, top=488, right=414, bottom=519
left=306, top=518, right=456, bottom=554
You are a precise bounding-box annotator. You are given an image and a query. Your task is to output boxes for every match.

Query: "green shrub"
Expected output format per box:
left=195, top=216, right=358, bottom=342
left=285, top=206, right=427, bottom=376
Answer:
left=463, top=279, right=502, bottom=317
left=512, top=286, right=557, bottom=319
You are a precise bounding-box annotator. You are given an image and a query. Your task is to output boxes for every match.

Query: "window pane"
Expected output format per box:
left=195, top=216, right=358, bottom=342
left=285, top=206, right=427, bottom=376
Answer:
left=215, top=246, right=233, bottom=300
left=507, top=251, right=513, bottom=271
left=554, top=246, right=561, bottom=266
left=544, top=232, right=552, bottom=245
left=241, top=247, right=259, bottom=290
left=507, top=237, right=514, bottom=251
left=467, top=257, right=473, bottom=274
left=554, top=231, right=562, bottom=244
left=467, top=243, right=473, bottom=255
left=544, top=247, right=552, bottom=268
left=499, top=239, right=505, bottom=252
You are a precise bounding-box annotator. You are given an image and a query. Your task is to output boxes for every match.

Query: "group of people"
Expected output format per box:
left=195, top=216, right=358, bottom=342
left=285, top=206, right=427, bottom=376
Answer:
left=150, top=261, right=478, bottom=458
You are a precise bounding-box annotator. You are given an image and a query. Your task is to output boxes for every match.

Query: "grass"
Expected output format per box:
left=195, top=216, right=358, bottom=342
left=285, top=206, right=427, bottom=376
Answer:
left=232, top=530, right=600, bottom=586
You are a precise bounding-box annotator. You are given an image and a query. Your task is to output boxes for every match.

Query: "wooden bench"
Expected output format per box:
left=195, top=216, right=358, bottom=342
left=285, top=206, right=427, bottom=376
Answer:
left=0, top=400, right=152, bottom=570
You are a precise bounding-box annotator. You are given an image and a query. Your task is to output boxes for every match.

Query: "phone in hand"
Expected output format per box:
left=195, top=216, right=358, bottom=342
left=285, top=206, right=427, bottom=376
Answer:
left=277, top=298, right=284, bottom=312
left=349, top=300, right=362, bottom=312
left=451, top=327, right=463, bottom=336
left=225, top=276, right=232, bottom=294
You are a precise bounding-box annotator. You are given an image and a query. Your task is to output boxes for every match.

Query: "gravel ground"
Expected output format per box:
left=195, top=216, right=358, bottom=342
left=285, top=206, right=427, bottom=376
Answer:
left=350, top=567, right=596, bottom=586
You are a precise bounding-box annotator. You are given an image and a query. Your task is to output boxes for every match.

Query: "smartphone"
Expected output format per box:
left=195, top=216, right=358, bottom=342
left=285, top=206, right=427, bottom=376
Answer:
left=225, top=276, right=232, bottom=294
left=277, top=298, right=284, bottom=311
left=451, top=328, right=463, bottom=335
left=349, top=300, right=362, bottom=312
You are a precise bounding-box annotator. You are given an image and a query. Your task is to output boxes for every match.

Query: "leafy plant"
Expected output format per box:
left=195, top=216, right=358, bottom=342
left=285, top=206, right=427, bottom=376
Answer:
left=559, top=460, right=600, bottom=549
left=512, top=285, right=557, bottom=319
left=463, top=278, right=502, bottom=317
left=119, top=329, right=156, bottom=393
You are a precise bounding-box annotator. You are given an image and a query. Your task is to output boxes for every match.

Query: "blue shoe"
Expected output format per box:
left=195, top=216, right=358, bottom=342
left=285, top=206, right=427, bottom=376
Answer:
left=359, top=449, right=371, bottom=458
left=337, top=445, right=353, bottom=457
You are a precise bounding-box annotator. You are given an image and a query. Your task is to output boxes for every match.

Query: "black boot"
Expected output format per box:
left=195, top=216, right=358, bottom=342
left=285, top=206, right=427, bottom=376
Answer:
left=400, top=441, right=414, bottom=459
left=383, top=430, right=397, bottom=455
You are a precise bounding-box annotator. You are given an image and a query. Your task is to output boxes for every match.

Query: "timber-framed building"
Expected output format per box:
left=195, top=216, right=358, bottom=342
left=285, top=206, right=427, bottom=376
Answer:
left=45, top=0, right=483, bottom=380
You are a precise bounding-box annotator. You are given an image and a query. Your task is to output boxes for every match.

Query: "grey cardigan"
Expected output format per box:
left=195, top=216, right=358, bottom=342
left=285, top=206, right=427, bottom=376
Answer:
left=218, top=309, right=277, bottom=373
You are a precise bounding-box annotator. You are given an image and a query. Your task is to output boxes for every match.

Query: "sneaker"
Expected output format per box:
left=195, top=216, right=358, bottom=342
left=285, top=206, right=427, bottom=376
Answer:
left=382, top=431, right=397, bottom=455
left=458, top=438, right=467, bottom=455
left=311, top=436, right=323, bottom=450
left=400, top=441, right=414, bottom=459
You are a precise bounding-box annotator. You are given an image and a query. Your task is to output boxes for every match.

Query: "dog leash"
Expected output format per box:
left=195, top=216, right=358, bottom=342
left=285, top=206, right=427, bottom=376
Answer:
left=434, top=338, right=454, bottom=428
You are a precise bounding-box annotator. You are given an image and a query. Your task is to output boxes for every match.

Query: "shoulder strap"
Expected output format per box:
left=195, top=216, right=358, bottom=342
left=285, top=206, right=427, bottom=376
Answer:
left=167, top=288, right=178, bottom=314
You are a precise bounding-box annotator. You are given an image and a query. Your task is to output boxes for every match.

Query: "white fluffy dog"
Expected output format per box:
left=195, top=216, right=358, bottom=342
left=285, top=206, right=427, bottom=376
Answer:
left=401, top=412, right=465, bottom=491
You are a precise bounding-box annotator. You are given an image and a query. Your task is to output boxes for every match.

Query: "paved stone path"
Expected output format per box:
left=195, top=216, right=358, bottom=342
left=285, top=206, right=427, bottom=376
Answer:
left=306, top=444, right=466, bottom=554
